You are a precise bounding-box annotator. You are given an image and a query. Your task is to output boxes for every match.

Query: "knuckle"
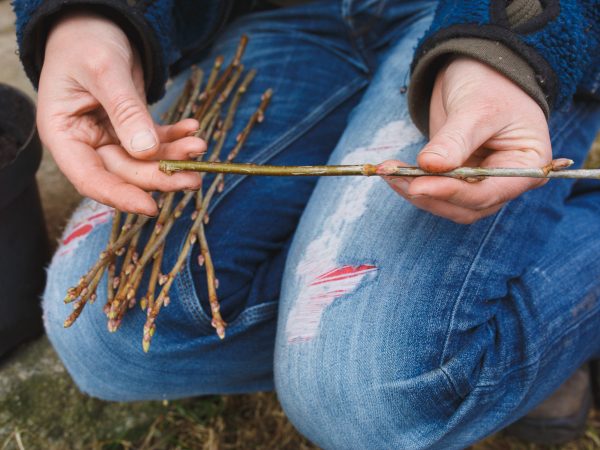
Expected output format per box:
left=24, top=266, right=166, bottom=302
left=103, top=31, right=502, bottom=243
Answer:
left=74, top=183, right=87, bottom=198
left=473, top=198, right=496, bottom=211
left=85, top=50, right=113, bottom=78
left=186, top=174, right=202, bottom=189
left=110, top=95, right=144, bottom=126
left=151, top=169, right=181, bottom=192
left=439, top=128, right=469, bottom=155
left=149, top=169, right=163, bottom=190
left=74, top=178, right=92, bottom=199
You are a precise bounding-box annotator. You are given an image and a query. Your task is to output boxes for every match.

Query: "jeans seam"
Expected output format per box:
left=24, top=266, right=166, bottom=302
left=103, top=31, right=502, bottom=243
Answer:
left=438, top=208, right=508, bottom=395
left=178, top=76, right=368, bottom=330
left=229, top=301, right=278, bottom=329
left=474, top=302, right=600, bottom=390
left=438, top=365, right=463, bottom=399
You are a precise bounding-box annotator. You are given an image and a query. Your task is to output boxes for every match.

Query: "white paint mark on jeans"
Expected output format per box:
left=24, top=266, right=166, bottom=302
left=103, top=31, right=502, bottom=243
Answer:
left=286, top=264, right=378, bottom=343
left=286, top=120, right=422, bottom=343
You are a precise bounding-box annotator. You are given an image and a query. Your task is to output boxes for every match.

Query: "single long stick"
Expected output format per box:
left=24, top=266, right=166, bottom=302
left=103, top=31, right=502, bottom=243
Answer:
left=159, top=158, right=600, bottom=180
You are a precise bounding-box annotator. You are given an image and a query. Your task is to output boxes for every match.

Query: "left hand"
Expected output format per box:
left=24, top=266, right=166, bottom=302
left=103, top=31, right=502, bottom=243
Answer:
left=37, top=11, right=205, bottom=215
left=380, top=57, right=552, bottom=224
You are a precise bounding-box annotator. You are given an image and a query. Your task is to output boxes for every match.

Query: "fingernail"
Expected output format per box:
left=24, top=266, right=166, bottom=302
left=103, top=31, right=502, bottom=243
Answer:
left=189, top=152, right=205, bottom=159
left=422, top=146, right=448, bottom=159
left=131, top=129, right=157, bottom=152
left=393, top=179, right=409, bottom=193
left=408, top=186, right=430, bottom=199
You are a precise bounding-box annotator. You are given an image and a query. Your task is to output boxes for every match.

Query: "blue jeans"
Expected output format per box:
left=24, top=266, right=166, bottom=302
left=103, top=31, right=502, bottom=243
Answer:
left=43, top=1, right=600, bottom=448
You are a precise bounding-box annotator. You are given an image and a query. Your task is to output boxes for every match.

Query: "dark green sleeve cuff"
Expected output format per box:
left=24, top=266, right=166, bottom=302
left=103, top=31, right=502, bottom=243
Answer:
left=408, top=37, right=550, bottom=136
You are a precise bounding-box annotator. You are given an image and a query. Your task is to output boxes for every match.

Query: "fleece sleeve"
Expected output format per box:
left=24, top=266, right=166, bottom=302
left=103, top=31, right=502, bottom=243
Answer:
left=12, top=0, right=181, bottom=103
left=408, top=0, right=600, bottom=135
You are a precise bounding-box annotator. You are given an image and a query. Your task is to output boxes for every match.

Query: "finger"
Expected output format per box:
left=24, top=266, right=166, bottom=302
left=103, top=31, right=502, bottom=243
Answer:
left=385, top=178, right=503, bottom=224
left=86, top=62, right=160, bottom=158
left=408, top=149, right=548, bottom=210
left=157, top=136, right=207, bottom=160
left=96, top=144, right=202, bottom=191
left=378, top=159, right=417, bottom=194
left=377, top=159, right=415, bottom=179
left=47, top=137, right=158, bottom=215
left=417, top=112, right=498, bottom=172
left=407, top=175, right=547, bottom=211
left=157, top=119, right=200, bottom=142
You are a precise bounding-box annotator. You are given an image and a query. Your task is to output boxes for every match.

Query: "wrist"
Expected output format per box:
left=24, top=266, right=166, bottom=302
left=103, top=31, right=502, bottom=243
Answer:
left=408, top=38, right=549, bottom=137
left=17, top=0, right=165, bottom=103
left=46, top=9, right=128, bottom=52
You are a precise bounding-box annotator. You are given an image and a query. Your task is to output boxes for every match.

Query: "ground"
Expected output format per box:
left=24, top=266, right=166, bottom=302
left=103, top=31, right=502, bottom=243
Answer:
left=1, top=1, right=600, bottom=448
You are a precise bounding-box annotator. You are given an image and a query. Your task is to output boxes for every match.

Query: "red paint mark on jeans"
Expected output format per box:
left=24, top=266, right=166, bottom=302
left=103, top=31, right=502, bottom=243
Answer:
left=310, top=264, right=377, bottom=286
left=361, top=144, right=401, bottom=153
left=62, top=224, right=93, bottom=246
left=286, top=264, right=378, bottom=343
left=58, top=204, right=112, bottom=256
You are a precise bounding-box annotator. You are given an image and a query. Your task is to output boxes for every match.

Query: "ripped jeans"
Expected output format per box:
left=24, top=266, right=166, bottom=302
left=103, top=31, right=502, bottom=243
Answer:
left=43, top=1, right=600, bottom=448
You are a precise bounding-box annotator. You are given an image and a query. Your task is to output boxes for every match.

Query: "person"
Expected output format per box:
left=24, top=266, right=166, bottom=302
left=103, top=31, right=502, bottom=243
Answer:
left=12, top=0, right=600, bottom=448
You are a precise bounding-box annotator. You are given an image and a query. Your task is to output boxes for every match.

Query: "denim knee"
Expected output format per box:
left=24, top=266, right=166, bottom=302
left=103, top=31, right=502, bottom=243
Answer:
left=42, top=204, right=129, bottom=400
left=274, top=301, right=470, bottom=450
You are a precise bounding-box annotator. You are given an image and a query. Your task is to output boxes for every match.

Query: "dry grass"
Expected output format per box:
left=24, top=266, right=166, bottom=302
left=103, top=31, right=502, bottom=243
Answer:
left=70, top=392, right=599, bottom=450
left=94, top=393, right=316, bottom=450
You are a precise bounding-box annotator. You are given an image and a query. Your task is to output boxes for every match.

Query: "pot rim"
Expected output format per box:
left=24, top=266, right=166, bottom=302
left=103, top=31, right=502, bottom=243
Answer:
left=0, top=83, right=38, bottom=169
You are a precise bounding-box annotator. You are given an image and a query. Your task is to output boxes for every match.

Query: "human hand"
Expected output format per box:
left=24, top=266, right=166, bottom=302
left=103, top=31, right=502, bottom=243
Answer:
left=381, top=57, right=551, bottom=224
left=37, top=11, right=206, bottom=216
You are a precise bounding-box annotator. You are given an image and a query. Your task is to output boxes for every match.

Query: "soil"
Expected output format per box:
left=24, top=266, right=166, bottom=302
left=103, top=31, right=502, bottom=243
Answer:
left=0, top=126, right=22, bottom=169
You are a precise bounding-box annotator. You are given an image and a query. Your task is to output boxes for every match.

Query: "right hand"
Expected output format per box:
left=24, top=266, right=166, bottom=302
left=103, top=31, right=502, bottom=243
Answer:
left=37, top=11, right=206, bottom=216
left=379, top=57, right=551, bottom=224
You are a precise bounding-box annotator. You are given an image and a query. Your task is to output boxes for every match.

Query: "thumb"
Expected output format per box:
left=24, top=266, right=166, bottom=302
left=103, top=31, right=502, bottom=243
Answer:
left=417, top=113, right=491, bottom=173
left=89, top=66, right=159, bottom=158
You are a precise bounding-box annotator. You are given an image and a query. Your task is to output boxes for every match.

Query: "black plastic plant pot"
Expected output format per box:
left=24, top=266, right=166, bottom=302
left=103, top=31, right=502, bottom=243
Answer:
left=0, top=83, right=49, bottom=358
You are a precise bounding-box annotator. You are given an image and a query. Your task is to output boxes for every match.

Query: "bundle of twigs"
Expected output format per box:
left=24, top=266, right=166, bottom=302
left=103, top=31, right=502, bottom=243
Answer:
left=63, top=36, right=271, bottom=352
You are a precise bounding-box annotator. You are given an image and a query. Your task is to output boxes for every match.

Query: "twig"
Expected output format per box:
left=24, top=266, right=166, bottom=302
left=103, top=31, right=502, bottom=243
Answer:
left=158, top=158, right=600, bottom=180
left=106, top=210, right=121, bottom=304
left=180, top=66, right=204, bottom=120
left=193, top=36, right=249, bottom=124
left=64, top=264, right=105, bottom=328
left=64, top=216, right=149, bottom=303
left=197, top=222, right=225, bottom=338
left=140, top=243, right=164, bottom=311
left=204, top=56, right=224, bottom=96
left=210, top=68, right=256, bottom=163
left=162, top=76, right=194, bottom=124
left=194, top=67, right=254, bottom=209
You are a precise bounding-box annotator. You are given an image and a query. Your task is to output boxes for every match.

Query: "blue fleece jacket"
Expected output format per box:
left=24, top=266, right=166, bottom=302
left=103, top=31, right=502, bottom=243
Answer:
left=11, top=0, right=600, bottom=109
